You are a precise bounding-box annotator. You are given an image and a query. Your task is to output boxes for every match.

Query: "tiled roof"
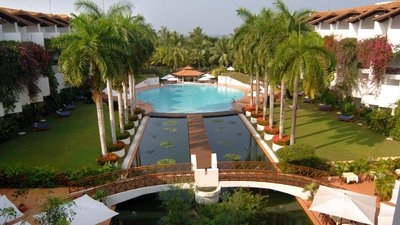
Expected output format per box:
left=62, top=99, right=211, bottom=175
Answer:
left=309, top=1, right=400, bottom=25
left=0, top=7, right=70, bottom=27
left=172, top=66, right=205, bottom=77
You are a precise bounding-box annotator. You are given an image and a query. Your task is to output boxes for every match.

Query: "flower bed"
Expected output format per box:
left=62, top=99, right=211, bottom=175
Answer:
left=264, top=126, right=279, bottom=141
left=96, top=153, right=118, bottom=165
left=257, top=118, right=268, bottom=131
left=272, top=135, right=290, bottom=151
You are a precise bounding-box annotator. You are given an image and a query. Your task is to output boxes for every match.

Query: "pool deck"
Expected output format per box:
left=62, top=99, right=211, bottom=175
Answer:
left=187, top=114, right=212, bottom=169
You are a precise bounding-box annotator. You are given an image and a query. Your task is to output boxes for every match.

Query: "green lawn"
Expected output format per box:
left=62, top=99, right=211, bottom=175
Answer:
left=0, top=102, right=119, bottom=170
left=268, top=99, right=400, bottom=161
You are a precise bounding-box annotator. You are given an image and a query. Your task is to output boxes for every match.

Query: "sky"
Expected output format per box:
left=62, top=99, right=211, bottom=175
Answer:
left=0, top=0, right=390, bottom=35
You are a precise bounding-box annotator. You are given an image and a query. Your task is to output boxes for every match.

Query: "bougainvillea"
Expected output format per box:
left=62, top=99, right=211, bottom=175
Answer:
left=272, top=134, right=290, bottom=146
left=0, top=41, right=50, bottom=111
left=358, top=36, right=393, bottom=83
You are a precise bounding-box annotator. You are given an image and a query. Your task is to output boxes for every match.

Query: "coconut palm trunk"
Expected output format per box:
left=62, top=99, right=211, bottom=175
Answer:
left=269, top=85, right=274, bottom=128
left=93, top=91, right=108, bottom=157
left=279, top=79, right=286, bottom=139
left=122, top=82, right=129, bottom=124
left=117, top=89, right=124, bottom=132
left=249, top=66, right=254, bottom=107
left=263, top=66, right=269, bottom=120
left=255, top=69, right=260, bottom=113
left=106, top=79, right=117, bottom=144
left=129, top=74, right=135, bottom=116
left=290, top=75, right=300, bottom=145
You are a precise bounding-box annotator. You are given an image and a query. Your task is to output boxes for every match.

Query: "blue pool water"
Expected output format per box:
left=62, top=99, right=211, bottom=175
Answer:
left=137, top=84, right=244, bottom=113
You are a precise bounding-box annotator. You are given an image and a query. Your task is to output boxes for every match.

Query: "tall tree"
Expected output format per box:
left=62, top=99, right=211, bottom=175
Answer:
left=209, top=37, right=233, bottom=67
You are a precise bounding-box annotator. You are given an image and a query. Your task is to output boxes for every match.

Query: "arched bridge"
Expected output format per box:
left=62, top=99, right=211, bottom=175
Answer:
left=68, top=161, right=338, bottom=205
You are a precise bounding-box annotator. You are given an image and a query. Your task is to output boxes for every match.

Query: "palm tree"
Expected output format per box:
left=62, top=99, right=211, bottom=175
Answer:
left=209, top=37, right=232, bottom=67
left=187, top=27, right=211, bottom=68
left=273, top=32, right=335, bottom=144
left=52, top=2, right=128, bottom=156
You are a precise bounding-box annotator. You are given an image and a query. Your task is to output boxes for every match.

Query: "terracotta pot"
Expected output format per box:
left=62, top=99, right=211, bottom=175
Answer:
left=18, top=204, right=28, bottom=212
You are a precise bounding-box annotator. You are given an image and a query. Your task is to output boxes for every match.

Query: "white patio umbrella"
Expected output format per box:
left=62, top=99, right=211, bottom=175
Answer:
left=167, top=77, right=179, bottom=82
left=309, top=186, right=376, bottom=225
left=161, top=74, right=175, bottom=80
left=0, top=195, right=24, bottom=224
left=390, top=180, right=399, bottom=204
left=247, top=90, right=264, bottom=96
left=198, top=77, right=210, bottom=82
left=378, top=203, right=395, bottom=225
left=102, top=87, right=132, bottom=99
left=35, top=195, right=118, bottom=225
left=227, top=66, right=235, bottom=71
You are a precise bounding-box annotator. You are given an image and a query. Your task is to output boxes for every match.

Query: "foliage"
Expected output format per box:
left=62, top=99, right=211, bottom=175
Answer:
left=357, top=36, right=393, bottom=83
left=358, top=107, right=373, bottom=123
left=0, top=116, right=19, bottom=143
left=96, top=153, right=119, bottom=165
left=161, top=188, right=269, bottom=225
left=91, top=189, right=108, bottom=202
left=389, top=100, right=400, bottom=140
left=257, top=118, right=268, bottom=126
left=251, top=111, right=263, bottom=118
left=277, top=144, right=330, bottom=171
left=35, top=196, right=75, bottom=225
left=12, top=188, right=29, bottom=206
left=348, top=158, right=371, bottom=175
left=244, top=105, right=256, bottom=112
left=157, top=158, right=176, bottom=165
left=316, top=88, right=340, bottom=107
left=134, top=107, right=144, bottom=115
left=264, top=126, right=279, bottom=135
left=224, top=153, right=242, bottom=161
left=303, top=182, right=319, bottom=201
left=128, top=115, right=138, bottom=122
left=341, top=102, right=355, bottom=116
left=375, top=174, right=396, bottom=201
left=0, top=161, right=116, bottom=188
left=0, top=207, right=17, bottom=224
left=116, top=131, right=130, bottom=140
left=368, top=108, right=394, bottom=136
left=124, top=122, right=134, bottom=130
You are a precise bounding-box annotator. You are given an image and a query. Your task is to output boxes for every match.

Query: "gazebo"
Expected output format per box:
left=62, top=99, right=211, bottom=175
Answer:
left=172, top=66, right=204, bottom=82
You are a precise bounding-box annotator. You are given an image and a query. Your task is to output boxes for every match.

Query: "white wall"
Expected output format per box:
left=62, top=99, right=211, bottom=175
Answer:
left=218, top=76, right=250, bottom=89
left=136, top=77, right=159, bottom=88
left=55, top=72, right=66, bottom=93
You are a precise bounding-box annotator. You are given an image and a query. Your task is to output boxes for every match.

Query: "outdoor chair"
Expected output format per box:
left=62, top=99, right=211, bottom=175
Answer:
left=357, top=173, right=364, bottom=183
left=56, top=110, right=71, bottom=117
left=32, top=122, right=49, bottom=131
left=64, top=103, right=76, bottom=110
left=319, top=105, right=332, bottom=111
left=338, top=115, right=354, bottom=122
left=303, top=97, right=313, bottom=103
left=75, top=95, right=85, bottom=101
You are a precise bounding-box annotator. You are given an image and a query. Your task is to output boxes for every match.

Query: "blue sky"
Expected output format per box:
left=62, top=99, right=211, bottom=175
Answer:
left=0, top=0, right=387, bottom=35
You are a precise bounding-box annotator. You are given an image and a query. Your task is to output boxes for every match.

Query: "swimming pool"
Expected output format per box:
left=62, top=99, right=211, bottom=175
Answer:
left=137, top=84, right=244, bottom=113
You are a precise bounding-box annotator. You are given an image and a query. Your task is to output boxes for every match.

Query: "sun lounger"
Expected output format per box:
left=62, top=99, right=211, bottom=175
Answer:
left=338, top=115, right=354, bottom=122
left=319, top=105, right=332, bottom=111
left=303, top=97, right=313, bottom=103
left=56, top=110, right=71, bottom=117
left=75, top=95, right=85, bottom=101
left=64, top=103, right=76, bottom=110
left=32, top=122, right=49, bottom=131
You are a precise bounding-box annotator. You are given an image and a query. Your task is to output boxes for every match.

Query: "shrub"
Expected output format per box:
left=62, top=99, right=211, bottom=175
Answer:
left=341, top=102, right=355, bottom=116
left=375, top=174, right=396, bottom=201
left=128, top=114, right=138, bottom=122
left=107, top=141, right=125, bottom=152
left=359, top=107, right=373, bottom=123
left=316, top=89, right=340, bottom=107
left=116, top=131, right=130, bottom=140
left=264, top=126, right=279, bottom=135
left=368, top=108, right=393, bottom=136
left=125, top=122, right=135, bottom=130
left=272, top=135, right=290, bottom=146
left=251, top=111, right=263, bottom=118
left=256, top=118, right=268, bottom=126
left=0, top=116, right=19, bottom=143
left=389, top=100, right=400, bottom=140
left=277, top=144, right=330, bottom=171
left=348, top=158, right=371, bottom=174
left=96, top=153, right=118, bottom=165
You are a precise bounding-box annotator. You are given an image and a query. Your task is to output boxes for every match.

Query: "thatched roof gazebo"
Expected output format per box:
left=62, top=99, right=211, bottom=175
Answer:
left=172, top=66, right=204, bottom=81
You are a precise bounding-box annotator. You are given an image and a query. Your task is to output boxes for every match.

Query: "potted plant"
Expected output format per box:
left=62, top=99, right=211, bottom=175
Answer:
left=12, top=188, right=29, bottom=212
left=117, top=131, right=130, bottom=145
left=129, top=114, right=139, bottom=127
left=91, top=189, right=108, bottom=203
left=134, top=108, right=144, bottom=119
left=272, top=134, right=290, bottom=151
left=106, top=141, right=125, bottom=157
left=244, top=105, right=255, bottom=117
left=96, top=153, right=119, bottom=165
left=256, top=117, right=268, bottom=131
left=250, top=111, right=262, bottom=124
left=125, top=122, right=135, bottom=135
left=264, top=126, right=279, bottom=141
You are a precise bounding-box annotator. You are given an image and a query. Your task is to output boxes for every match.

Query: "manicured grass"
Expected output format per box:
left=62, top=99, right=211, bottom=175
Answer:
left=0, top=102, right=120, bottom=170
left=267, top=98, right=400, bottom=161
left=221, top=72, right=249, bottom=84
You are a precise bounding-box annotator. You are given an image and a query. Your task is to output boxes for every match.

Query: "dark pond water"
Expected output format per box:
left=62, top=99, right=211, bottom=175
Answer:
left=110, top=188, right=312, bottom=225
left=203, top=115, right=266, bottom=162
left=133, top=117, right=190, bottom=166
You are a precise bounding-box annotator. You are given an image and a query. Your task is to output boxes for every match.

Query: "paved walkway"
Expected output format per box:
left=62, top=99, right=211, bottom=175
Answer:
left=187, top=114, right=212, bottom=169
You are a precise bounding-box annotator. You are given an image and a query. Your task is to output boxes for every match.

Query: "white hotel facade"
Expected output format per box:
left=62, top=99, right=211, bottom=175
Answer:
left=0, top=7, right=70, bottom=117
left=309, top=0, right=400, bottom=112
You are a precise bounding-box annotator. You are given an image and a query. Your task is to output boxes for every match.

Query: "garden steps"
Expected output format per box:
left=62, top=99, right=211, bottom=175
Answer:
left=187, top=114, right=212, bottom=169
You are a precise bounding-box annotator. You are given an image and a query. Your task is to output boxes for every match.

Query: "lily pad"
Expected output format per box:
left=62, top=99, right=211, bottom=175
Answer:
left=214, top=127, right=226, bottom=132
left=163, top=120, right=177, bottom=125
left=157, top=158, right=176, bottom=165
left=164, top=127, right=178, bottom=132
left=217, top=140, right=234, bottom=146
left=160, top=141, right=174, bottom=148
left=211, top=119, right=224, bottom=123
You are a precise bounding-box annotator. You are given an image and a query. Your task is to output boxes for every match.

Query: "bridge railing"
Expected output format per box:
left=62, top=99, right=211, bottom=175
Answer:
left=68, top=163, right=193, bottom=194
